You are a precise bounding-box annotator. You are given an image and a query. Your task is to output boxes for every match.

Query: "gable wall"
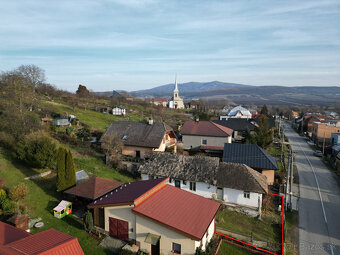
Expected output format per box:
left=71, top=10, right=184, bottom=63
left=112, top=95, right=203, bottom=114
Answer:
left=222, top=187, right=261, bottom=208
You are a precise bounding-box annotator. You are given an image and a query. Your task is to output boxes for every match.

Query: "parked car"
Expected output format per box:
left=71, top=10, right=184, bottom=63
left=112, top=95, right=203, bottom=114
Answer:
left=313, top=150, right=323, bottom=157
left=307, top=141, right=315, bottom=146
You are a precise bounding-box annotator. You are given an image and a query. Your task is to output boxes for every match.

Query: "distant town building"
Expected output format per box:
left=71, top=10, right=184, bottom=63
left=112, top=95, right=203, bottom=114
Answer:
left=112, top=107, right=126, bottom=116
left=312, top=121, right=340, bottom=146
left=220, top=106, right=252, bottom=120
left=146, top=97, right=168, bottom=107
left=168, top=77, right=185, bottom=109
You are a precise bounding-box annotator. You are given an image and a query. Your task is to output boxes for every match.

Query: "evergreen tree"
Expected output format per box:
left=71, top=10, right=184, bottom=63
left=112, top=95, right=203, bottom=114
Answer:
left=260, top=104, right=269, bottom=117
left=254, top=117, right=273, bottom=149
left=65, top=149, right=76, bottom=189
left=56, top=147, right=66, bottom=191
left=83, top=210, right=94, bottom=232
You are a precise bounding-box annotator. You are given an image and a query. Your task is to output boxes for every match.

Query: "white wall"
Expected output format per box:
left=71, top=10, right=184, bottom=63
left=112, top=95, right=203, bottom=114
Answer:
left=142, top=174, right=262, bottom=209
left=222, top=188, right=261, bottom=208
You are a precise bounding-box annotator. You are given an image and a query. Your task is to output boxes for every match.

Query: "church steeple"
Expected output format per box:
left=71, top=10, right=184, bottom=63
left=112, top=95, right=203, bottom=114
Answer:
left=174, top=75, right=179, bottom=93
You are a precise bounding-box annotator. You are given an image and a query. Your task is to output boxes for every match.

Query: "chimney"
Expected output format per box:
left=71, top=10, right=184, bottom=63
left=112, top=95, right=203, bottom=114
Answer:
left=148, top=117, right=154, bottom=125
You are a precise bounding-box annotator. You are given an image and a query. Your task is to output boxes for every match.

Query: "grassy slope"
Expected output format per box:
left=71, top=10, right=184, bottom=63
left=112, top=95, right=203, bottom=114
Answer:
left=216, top=209, right=281, bottom=244
left=0, top=148, right=133, bottom=254
left=217, top=241, right=253, bottom=255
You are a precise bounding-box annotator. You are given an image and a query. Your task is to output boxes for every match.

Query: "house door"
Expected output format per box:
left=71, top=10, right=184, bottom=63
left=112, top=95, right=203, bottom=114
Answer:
left=98, top=208, right=105, bottom=229
left=109, top=217, right=129, bottom=241
left=151, top=240, right=160, bottom=255
left=217, top=187, right=223, bottom=201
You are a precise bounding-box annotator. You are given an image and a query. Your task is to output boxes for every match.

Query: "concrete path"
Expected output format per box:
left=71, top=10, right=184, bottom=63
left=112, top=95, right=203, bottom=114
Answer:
left=24, top=170, right=52, bottom=180
left=99, top=236, right=126, bottom=253
left=284, top=123, right=340, bottom=255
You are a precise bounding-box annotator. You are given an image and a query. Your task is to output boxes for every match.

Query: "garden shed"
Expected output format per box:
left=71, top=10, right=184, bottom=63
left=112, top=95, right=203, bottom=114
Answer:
left=76, top=170, right=89, bottom=184
left=53, top=200, right=72, bottom=219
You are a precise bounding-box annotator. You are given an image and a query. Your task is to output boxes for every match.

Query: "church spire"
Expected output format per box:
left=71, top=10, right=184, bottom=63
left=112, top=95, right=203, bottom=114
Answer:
left=174, top=75, right=179, bottom=93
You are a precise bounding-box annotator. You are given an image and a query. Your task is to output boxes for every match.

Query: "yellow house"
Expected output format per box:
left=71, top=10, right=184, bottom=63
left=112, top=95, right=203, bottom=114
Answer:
left=88, top=178, right=220, bottom=255
left=100, top=120, right=177, bottom=159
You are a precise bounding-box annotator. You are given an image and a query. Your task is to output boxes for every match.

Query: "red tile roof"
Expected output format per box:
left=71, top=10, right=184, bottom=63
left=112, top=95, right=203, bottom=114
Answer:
left=88, top=178, right=167, bottom=207
left=133, top=185, right=220, bottom=240
left=0, top=222, right=84, bottom=255
left=7, top=228, right=84, bottom=255
left=64, top=177, right=122, bottom=200
left=181, top=121, right=233, bottom=137
left=0, top=222, right=30, bottom=245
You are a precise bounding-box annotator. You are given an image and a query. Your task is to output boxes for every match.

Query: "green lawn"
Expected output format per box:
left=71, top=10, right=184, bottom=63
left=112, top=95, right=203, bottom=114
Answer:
left=0, top=147, right=134, bottom=254
left=216, top=209, right=281, bottom=244
left=43, top=100, right=125, bottom=131
left=217, top=241, right=254, bottom=255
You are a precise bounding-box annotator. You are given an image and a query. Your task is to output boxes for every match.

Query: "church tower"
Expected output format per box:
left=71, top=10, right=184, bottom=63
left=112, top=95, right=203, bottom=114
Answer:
left=171, top=75, right=184, bottom=109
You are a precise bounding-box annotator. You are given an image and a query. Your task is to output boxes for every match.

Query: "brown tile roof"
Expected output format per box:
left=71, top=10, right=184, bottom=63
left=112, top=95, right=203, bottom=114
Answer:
left=217, top=163, right=268, bottom=194
left=133, top=185, right=220, bottom=240
left=88, top=178, right=167, bottom=207
left=181, top=121, right=233, bottom=137
left=64, top=177, right=122, bottom=200
left=101, top=121, right=174, bottom=148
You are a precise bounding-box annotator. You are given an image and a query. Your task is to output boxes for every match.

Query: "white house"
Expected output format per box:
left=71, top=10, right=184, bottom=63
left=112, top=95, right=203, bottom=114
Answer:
left=220, top=105, right=252, bottom=120
left=139, top=153, right=268, bottom=216
left=88, top=178, right=220, bottom=255
left=112, top=107, right=126, bottom=116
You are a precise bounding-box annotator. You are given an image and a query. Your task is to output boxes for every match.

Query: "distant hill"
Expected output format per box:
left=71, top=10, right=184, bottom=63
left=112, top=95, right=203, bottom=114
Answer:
left=130, top=81, right=249, bottom=97
left=129, top=81, right=340, bottom=106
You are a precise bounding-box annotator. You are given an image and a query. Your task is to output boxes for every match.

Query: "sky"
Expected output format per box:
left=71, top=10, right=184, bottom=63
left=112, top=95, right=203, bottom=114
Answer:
left=1, top=0, right=340, bottom=92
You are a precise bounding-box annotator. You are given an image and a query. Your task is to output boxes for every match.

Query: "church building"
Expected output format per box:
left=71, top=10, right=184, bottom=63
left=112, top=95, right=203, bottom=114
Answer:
left=168, top=77, right=185, bottom=109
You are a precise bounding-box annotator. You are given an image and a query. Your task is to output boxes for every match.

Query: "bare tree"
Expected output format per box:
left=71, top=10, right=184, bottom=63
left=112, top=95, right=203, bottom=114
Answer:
left=101, top=133, right=123, bottom=170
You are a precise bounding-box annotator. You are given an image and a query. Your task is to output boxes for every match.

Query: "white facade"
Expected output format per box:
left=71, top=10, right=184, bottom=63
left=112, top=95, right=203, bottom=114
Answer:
left=141, top=174, right=262, bottom=210
left=112, top=107, right=126, bottom=116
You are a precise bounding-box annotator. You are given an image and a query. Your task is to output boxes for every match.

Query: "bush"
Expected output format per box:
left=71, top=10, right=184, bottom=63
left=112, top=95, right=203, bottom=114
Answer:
left=9, top=183, right=28, bottom=202
left=1, top=199, right=17, bottom=214
left=83, top=210, right=93, bottom=232
left=15, top=133, right=57, bottom=169
left=0, top=189, right=7, bottom=204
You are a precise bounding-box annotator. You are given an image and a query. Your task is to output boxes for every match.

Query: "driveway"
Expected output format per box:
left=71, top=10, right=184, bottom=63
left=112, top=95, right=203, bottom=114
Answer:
left=284, top=123, right=340, bottom=255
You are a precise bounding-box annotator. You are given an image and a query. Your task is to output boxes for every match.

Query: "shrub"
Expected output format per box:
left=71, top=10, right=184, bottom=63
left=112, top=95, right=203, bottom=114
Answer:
left=56, top=147, right=67, bottom=192
left=0, top=189, right=7, bottom=204
left=9, top=183, right=28, bottom=202
left=15, top=133, right=57, bottom=169
left=83, top=210, right=93, bottom=232
left=1, top=199, right=17, bottom=214
left=65, top=150, right=76, bottom=188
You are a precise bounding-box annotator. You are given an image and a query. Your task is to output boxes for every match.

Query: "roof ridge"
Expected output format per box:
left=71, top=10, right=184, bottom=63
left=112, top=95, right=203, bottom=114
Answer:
left=257, top=146, right=278, bottom=170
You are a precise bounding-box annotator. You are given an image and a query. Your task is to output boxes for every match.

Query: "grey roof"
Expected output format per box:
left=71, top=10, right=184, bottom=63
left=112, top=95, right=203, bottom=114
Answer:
left=217, top=163, right=268, bottom=194
left=100, top=121, right=173, bottom=148
left=226, top=106, right=251, bottom=117
left=139, top=152, right=219, bottom=183
left=251, top=118, right=276, bottom=129
left=213, top=119, right=255, bottom=132
left=222, top=143, right=278, bottom=170
left=76, top=170, right=89, bottom=182
left=139, top=152, right=268, bottom=194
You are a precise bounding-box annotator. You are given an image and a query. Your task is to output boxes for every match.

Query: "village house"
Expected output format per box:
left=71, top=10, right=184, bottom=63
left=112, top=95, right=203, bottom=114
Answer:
left=312, top=121, right=340, bottom=146
left=290, top=111, right=299, bottom=120
left=64, top=177, right=122, bottom=216
left=302, top=114, right=329, bottom=137
left=181, top=120, right=233, bottom=150
left=0, top=221, right=84, bottom=254
left=88, top=178, right=220, bottom=255
left=139, top=152, right=268, bottom=217
left=112, top=107, right=126, bottom=116
left=146, top=97, right=168, bottom=107
left=212, top=119, right=255, bottom=143
left=222, top=143, right=278, bottom=185
left=220, top=106, right=252, bottom=120
left=100, top=119, right=177, bottom=159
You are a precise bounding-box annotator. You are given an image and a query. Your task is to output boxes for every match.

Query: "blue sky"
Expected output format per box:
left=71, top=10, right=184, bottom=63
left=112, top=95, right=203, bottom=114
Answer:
left=1, top=0, right=340, bottom=91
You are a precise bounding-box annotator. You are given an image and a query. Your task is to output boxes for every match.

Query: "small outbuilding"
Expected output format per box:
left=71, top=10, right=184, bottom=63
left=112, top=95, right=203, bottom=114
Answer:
left=76, top=170, right=89, bottom=184
left=53, top=200, right=72, bottom=219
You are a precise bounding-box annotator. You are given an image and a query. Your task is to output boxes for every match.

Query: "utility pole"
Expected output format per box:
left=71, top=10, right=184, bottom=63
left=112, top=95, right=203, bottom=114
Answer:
left=290, top=150, right=294, bottom=210
left=285, top=150, right=290, bottom=210
left=322, top=131, right=326, bottom=158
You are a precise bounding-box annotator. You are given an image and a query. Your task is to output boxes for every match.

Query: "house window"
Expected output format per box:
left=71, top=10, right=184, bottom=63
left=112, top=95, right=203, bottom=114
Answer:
left=244, top=192, right=250, bottom=199
left=201, top=139, right=207, bottom=145
left=172, top=242, right=181, bottom=254
left=175, top=180, right=181, bottom=188
left=183, top=180, right=187, bottom=185
left=190, top=182, right=196, bottom=191
left=169, top=178, right=172, bottom=183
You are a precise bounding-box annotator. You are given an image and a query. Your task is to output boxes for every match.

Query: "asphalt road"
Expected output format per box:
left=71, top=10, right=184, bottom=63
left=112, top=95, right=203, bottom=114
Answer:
left=284, top=124, right=340, bottom=255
